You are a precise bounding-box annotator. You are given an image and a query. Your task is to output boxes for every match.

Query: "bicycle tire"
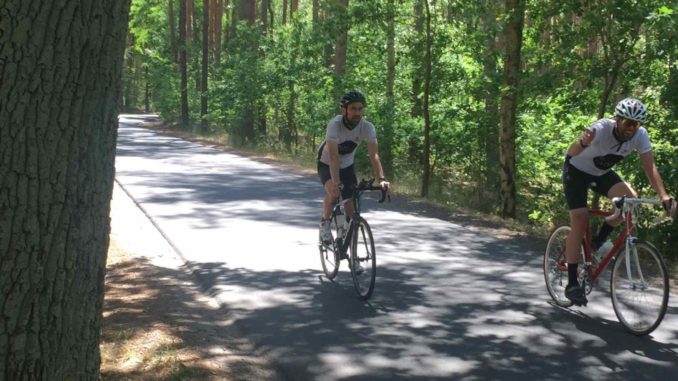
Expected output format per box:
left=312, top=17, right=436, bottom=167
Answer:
left=610, top=241, right=669, bottom=336
left=543, top=225, right=583, bottom=307
left=319, top=236, right=339, bottom=280
left=350, top=216, right=376, bottom=300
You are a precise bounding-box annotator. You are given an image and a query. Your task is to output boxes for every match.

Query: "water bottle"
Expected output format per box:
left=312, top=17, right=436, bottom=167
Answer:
left=594, top=240, right=613, bottom=263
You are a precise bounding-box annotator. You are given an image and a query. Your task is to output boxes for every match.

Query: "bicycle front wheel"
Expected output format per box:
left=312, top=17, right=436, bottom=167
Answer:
left=319, top=238, right=340, bottom=280
left=350, top=216, right=376, bottom=300
left=610, top=241, right=669, bottom=336
left=544, top=225, right=579, bottom=307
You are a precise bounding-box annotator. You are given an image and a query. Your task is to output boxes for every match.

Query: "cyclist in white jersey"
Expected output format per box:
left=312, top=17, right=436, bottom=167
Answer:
left=561, top=97, right=675, bottom=306
left=317, top=91, right=390, bottom=242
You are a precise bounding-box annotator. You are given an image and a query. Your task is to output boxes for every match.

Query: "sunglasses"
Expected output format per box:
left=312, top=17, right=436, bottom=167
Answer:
left=621, top=119, right=640, bottom=129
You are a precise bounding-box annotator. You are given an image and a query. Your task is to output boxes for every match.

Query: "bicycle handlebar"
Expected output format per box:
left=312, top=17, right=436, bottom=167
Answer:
left=610, top=196, right=673, bottom=223
left=355, top=178, right=390, bottom=203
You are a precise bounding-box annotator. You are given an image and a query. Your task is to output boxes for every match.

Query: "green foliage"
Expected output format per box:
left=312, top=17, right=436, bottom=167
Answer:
left=124, top=0, right=678, bottom=260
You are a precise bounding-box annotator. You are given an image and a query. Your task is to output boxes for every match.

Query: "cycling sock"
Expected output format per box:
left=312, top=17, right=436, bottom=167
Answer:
left=567, top=262, right=579, bottom=287
left=593, top=222, right=615, bottom=249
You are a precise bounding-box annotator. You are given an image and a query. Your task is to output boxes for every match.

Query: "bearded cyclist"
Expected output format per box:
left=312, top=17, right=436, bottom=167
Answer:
left=562, top=97, right=676, bottom=306
left=317, top=91, right=390, bottom=245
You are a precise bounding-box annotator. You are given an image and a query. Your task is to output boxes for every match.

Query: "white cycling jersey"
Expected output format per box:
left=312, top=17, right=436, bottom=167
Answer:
left=317, top=115, right=377, bottom=169
left=569, top=118, right=651, bottom=176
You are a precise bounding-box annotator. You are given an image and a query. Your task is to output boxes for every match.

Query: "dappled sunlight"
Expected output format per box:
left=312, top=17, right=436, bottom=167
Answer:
left=114, top=123, right=678, bottom=380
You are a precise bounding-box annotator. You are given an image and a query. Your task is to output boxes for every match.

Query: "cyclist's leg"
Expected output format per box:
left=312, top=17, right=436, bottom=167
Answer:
left=318, top=162, right=335, bottom=220
left=562, top=159, right=590, bottom=305
left=340, top=165, right=358, bottom=220
left=591, top=172, right=636, bottom=245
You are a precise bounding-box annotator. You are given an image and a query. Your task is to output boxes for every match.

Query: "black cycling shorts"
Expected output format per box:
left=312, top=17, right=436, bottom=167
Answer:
left=317, top=162, right=357, bottom=200
left=562, top=157, right=623, bottom=210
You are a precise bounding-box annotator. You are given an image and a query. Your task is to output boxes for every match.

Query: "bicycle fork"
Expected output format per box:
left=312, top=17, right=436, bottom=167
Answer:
left=623, top=236, right=646, bottom=291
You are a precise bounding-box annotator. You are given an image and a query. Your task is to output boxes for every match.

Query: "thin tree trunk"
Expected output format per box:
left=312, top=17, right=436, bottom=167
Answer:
left=201, top=0, right=209, bottom=130
left=169, top=0, right=178, bottom=62
left=145, top=66, right=151, bottom=112
left=215, top=0, right=223, bottom=64
left=313, top=0, right=319, bottom=24
left=240, top=0, right=256, bottom=142
left=482, top=0, right=500, bottom=196
left=334, top=0, right=349, bottom=98
left=499, top=0, right=525, bottom=218
left=0, top=1, right=131, bottom=378
left=261, top=0, right=270, bottom=31
left=282, top=0, right=288, bottom=24
left=411, top=1, right=423, bottom=118
left=421, top=0, right=432, bottom=197
left=179, top=0, right=190, bottom=127
left=382, top=0, right=396, bottom=177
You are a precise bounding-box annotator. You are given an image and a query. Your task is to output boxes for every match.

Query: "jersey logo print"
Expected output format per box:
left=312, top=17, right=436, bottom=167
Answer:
left=593, top=154, right=624, bottom=170
left=338, top=140, right=358, bottom=155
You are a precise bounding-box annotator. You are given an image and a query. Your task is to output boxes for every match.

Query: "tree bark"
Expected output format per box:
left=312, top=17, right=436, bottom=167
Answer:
left=499, top=0, right=525, bottom=219
left=421, top=0, right=432, bottom=197
left=0, top=0, right=131, bottom=379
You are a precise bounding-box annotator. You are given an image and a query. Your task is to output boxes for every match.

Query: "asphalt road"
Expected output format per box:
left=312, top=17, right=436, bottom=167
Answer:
left=114, top=115, right=678, bottom=381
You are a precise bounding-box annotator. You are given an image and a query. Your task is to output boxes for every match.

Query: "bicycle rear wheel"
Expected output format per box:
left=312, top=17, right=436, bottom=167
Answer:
left=350, top=216, right=376, bottom=300
left=543, top=226, right=582, bottom=307
left=610, top=241, right=668, bottom=336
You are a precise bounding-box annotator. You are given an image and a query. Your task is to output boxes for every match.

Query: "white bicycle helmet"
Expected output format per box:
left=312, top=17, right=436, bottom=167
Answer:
left=614, top=98, right=648, bottom=123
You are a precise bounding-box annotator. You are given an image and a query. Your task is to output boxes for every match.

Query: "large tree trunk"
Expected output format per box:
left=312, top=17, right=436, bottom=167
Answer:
left=499, top=0, right=525, bottom=219
left=179, top=0, right=191, bottom=127
left=421, top=0, right=432, bottom=197
left=0, top=0, right=131, bottom=379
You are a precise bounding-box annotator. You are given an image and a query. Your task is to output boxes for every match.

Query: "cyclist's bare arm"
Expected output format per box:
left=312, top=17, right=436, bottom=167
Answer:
left=639, top=151, right=670, bottom=201
left=367, top=140, right=389, bottom=190
left=325, top=140, right=341, bottom=198
left=566, top=127, right=596, bottom=157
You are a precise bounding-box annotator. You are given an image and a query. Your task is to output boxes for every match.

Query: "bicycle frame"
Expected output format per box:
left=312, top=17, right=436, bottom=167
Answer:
left=332, top=187, right=368, bottom=256
left=583, top=197, right=660, bottom=284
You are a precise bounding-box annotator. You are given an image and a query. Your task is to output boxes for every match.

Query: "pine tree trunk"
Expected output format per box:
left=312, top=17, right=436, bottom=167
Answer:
left=499, top=0, right=525, bottom=219
left=0, top=1, right=131, bottom=379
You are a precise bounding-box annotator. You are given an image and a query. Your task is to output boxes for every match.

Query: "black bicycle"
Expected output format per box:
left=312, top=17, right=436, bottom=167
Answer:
left=319, top=179, right=389, bottom=300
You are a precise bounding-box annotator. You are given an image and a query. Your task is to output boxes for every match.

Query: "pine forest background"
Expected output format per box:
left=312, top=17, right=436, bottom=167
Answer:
left=122, top=0, right=678, bottom=260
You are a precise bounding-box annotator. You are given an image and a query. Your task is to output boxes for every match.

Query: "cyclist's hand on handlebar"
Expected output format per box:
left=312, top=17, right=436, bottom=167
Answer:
left=662, top=198, right=676, bottom=217
left=379, top=179, right=390, bottom=192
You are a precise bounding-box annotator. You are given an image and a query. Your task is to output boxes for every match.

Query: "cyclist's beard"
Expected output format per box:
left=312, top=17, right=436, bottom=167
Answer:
left=613, top=125, right=634, bottom=143
left=342, top=115, right=361, bottom=130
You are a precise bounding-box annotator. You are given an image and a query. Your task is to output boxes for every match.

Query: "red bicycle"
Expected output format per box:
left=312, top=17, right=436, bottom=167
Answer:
left=544, top=196, right=671, bottom=335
